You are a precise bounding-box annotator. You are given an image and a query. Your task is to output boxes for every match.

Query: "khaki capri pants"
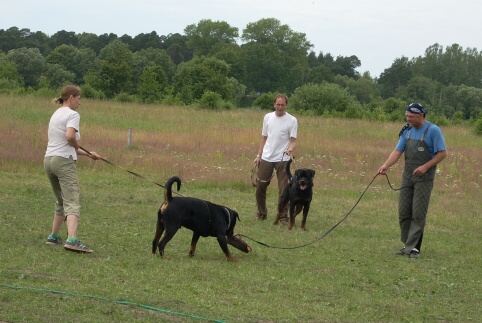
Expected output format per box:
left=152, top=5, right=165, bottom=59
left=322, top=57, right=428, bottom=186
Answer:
left=44, top=156, right=81, bottom=217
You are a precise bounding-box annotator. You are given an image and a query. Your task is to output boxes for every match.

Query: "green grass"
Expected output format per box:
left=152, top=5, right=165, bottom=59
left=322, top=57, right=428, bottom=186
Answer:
left=1, top=94, right=481, bottom=322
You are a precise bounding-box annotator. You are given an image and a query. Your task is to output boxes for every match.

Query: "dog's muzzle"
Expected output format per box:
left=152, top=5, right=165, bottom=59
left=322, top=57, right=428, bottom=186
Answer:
left=299, top=180, right=309, bottom=190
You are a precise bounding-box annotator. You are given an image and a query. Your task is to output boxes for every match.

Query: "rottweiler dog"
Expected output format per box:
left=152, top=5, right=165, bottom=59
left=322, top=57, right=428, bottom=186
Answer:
left=152, top=176, right=249, bottom=262
left=273, top=159, right=315, bottom=230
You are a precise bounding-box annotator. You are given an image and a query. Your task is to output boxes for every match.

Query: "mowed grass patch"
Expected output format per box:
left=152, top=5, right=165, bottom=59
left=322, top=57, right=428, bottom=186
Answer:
left=1, top=94, right=481, bottom=322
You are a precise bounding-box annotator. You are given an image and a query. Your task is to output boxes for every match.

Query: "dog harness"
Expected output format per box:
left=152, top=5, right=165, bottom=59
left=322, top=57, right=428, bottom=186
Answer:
left=223, top=207, right=231, bottom=230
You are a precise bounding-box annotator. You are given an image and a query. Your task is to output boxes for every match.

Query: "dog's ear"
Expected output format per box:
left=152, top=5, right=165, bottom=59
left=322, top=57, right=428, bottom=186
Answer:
left=310, top=169, right=315, bottom=178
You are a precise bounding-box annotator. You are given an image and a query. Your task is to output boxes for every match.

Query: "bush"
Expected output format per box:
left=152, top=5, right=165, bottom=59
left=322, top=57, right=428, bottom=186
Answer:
left=113, top=92, right=137, bottom=103
left=220, top=100, right=235, bottom=110
left=452, top=111, right=464, bottom=125
left=198, top=91, right=223, bottom=110
left=370, top=106, right=389, bottom=121
left=35, top=87, right=57, bottom=98
left=290, top=83, right=359, bottom=116
left=429, top=115, right=450, bottom=127
left=474, top=118, right=482, bottom=136
left=0, top=78, right=22, bottom=93
left=344, top=104, right=363, bottom=119
left=253, top=92, right=276, bottom=110
left=161, top=93, right=185, bottom=106
left=81, top=83, right=106, bottom=100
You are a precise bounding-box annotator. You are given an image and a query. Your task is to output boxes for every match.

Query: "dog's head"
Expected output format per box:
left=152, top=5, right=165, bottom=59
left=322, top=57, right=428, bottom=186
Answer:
left=293, top=168, right=315, bottom=191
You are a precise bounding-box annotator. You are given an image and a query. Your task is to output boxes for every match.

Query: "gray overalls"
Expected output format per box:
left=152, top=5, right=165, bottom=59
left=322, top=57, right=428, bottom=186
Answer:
left=399, top=124, right=434, bottom=254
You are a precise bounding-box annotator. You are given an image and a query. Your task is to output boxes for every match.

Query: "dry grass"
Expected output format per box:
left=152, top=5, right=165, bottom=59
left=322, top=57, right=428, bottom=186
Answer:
left=1, top=94, right=480, bottom=194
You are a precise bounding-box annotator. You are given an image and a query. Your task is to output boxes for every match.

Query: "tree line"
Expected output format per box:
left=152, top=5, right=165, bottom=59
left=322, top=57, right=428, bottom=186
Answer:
left=1, top=20, right=482, bottom=131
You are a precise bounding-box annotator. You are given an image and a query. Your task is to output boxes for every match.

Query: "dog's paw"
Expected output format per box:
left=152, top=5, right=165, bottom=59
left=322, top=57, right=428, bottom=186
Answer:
left=227, top=256, right=241, bottom=262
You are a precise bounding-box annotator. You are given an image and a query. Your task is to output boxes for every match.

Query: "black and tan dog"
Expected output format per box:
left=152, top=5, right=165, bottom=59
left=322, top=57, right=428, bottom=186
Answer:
left=152, top=176, right=250, bottom=262
left=273, top=159, right=315, bottom=230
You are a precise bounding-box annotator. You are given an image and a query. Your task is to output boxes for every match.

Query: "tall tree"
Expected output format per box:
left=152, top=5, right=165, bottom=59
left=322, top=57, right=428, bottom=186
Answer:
left=119, top=34, right=133, bottom=49
left=77, top=32, right=105, bottom=55
left=137, top=65, right=168, bottom=103
left=378, top=56, right=413, bottom=99
left=132, top=48, right=176, bottom=88
left=6, top=47, right=45, bottom=87
left=242, top=42, right=284, bottom=93
left=413, top=43, right=482, bottom=89
left=44, top=63, right=75, bottom=89
left=172, top=56, right=232, bottom=104
left=307, top=51, right=319, bottom=68
left=241, top=18, right=312, bottom=93
left=465, top=47, right=482, bottom=88
left=0, top=54, right=23, bottom=88
left=331, top=55, right=361, bottom=78
left=456, top=85, right=482, bottom=119
left=46, top=44, right=96, bottom=84
left=211, top=42, right=246, bottom=85
left=0, top=27, right=50, bottom=55
left=334, top=74, right=380, bottom=104
left=86, top=40, right=133, bottom=97
left=395, top=76, right=441, bottom=108
left=185, top=19, right=239, bottom=57
left=160, top=33, right=193, bottom=65
left=49, top=30, right=78, bottom=49
left=131, top=31, right=161, bottom=52
left=306, top=64, right=334, bottom=84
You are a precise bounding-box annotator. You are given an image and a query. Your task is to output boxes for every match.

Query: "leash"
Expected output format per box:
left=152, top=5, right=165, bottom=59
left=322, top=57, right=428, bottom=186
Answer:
left=251, top=153, right=294, bottom=187
left=79, top=146, right=185, bottom=197
left=251, top=164, right=274, bottom=187
left=80, top=145, right=408, bottom=250
left=240, top=172, right=404, bottom=250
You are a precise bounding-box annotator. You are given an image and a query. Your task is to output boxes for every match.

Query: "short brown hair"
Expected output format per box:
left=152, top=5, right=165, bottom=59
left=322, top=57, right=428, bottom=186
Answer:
left=274, top=94, right=288, bottom=105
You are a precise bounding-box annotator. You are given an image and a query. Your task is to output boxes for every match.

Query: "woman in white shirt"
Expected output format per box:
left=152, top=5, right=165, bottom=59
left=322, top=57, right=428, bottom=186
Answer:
left=44, top=85, right=100, bottom=253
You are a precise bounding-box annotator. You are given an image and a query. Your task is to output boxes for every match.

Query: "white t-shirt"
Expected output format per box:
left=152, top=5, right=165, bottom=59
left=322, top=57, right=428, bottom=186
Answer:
left=261, top=111, right=298, bottom=162
left=45, top=107, right=80, bottom=160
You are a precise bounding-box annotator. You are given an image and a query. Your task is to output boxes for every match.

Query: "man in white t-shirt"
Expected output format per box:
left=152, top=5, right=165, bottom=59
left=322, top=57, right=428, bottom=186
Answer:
left=253, top=94, right=298, bottom=224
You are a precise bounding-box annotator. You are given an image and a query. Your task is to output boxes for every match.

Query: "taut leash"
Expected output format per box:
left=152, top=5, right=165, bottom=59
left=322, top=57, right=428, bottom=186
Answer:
left=79, top=146, right=185, bottom=196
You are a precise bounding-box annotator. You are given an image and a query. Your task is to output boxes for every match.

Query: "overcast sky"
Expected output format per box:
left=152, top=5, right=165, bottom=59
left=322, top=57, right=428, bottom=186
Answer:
left=2, top=0, right=481, bottom=77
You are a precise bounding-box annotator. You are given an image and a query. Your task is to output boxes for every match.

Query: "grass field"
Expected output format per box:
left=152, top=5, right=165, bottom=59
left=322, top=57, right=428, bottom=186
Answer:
left=1, top=94, right=481, bottom=322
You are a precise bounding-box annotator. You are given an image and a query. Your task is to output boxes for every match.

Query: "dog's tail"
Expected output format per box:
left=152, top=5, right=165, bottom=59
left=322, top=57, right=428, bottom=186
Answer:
left=286, top=158, right=293, bottom=181
left=164, top=176, right=181, bottom=202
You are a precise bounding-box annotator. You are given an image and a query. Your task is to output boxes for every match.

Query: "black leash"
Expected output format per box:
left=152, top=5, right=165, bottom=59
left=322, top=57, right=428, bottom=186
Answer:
left=251, top=154, right=295, bottom=187
left=240, top=172, right=404, bottom=250
left=80, top=145, right=407, bottom=249
left=79, top=146, right=185, bottom=196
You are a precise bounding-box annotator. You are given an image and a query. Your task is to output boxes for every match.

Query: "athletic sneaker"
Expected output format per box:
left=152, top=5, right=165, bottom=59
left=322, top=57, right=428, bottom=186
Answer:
left=46, top=235, right=64, bottom=245
left=409, top=248, right=420, bottom=259
left=64, top=240, right=93, bottom=253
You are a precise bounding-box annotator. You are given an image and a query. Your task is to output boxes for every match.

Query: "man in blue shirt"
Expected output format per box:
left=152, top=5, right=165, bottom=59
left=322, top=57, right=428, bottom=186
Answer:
left=378, top=103, right=447, bottom=258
